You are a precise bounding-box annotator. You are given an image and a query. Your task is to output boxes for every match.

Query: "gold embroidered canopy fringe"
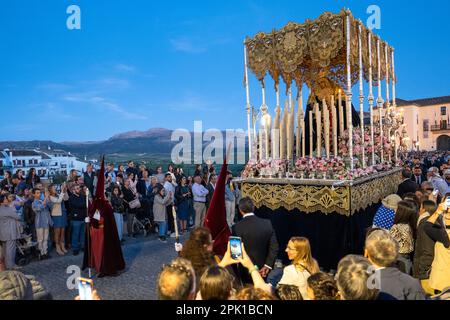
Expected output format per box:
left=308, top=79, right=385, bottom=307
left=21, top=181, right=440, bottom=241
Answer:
left=245, top=9, right=395, bottom=97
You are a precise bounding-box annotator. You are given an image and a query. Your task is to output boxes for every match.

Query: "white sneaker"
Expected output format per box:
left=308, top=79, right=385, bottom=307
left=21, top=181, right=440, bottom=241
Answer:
left=170, top=232, right=176, bottom=238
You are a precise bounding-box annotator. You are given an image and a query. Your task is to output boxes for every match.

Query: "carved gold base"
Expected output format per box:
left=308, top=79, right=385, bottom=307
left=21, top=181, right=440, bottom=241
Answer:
left=238, top=168, right=402, bottom=216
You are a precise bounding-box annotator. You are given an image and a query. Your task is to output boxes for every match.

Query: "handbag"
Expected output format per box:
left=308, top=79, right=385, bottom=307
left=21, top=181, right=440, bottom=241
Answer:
left=129, top=197, right=141, bottom=209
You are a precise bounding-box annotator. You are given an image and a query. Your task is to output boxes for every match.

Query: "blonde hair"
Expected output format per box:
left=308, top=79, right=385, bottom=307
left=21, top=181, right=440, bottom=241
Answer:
left=289, top=237, right=320, bottom=274
left=365, top=229, right=399, bottom=267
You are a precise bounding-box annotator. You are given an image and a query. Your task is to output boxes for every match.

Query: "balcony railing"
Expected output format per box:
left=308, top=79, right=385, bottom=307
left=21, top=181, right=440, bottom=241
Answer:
left=431, top=124, right=450, bottom=132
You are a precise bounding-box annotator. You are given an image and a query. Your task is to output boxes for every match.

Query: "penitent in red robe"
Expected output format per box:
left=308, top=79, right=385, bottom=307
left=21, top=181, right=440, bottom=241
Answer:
left=82, top=197, right=125, bottom=276
left=82, top=157, right=125, bottom=277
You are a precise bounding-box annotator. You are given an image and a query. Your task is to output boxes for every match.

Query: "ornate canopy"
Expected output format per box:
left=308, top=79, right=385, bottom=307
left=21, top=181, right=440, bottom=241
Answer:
left=245, top=9, right=395, bottom=98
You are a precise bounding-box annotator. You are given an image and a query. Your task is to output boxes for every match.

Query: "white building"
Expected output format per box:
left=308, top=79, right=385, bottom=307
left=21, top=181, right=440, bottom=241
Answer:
left=396, top=96, right=450, bottom=151
left=0, top=148, right=89, bottom=178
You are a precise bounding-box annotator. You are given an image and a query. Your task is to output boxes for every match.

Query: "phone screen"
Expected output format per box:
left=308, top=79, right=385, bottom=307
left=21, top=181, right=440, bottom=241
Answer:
left=78, top=278, right=93, bottom=300
left=445, top=197, right=450, bottom=209
left=229, top=237, right=243, bottom=260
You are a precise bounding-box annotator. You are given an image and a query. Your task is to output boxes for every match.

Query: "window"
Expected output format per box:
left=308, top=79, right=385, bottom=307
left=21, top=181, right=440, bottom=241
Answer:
left=441, top=106, right=447, bottom=116
left=442, top=120, right=448, bottom=130
left=423, top=119, right=429, bottom=139
left=0, top=160, right=3, bottom=167
left=29, top=159, right=33, bottom=165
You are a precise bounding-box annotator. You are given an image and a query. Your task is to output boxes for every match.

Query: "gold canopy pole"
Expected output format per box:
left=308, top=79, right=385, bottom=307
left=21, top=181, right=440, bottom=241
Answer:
left=391, top=48, right=397, bottom=109
left=392, top=48, right=398, bottom=163
left=296, top=87, right=303, bottom=158
left=260, top=85, right=270, bottom=160
left=346, top=12, right=354, bottom=171
left=244, top=43, right=253, bottom=159
left=368, top=32, right=375, bottom=166
left=358, top=22, right=366, bottom=168
left=377, top=38, right=384, bottom=163
left=385, top=43, right=391, bottom=163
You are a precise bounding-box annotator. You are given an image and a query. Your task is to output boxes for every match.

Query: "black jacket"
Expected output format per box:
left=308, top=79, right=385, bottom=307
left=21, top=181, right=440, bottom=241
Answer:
left=136, top=180, right=150, bottom=198
left=83, top=172, right=96, bottom=195
left=397, top=179, right=419, bottom=198
left=410, top=174, right=426, bottom=186
left=232, top=215, right=278, bottom=282
left=413, top=216, right=436, bottom=279
left=68, top=194, right=87, bottom=221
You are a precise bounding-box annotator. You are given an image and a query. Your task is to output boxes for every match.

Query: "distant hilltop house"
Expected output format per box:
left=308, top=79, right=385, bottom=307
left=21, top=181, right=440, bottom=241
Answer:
left=0, top=147, right=89, bottom=179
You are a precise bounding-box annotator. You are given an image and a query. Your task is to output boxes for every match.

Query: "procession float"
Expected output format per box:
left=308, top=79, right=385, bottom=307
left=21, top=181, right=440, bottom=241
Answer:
left=236, top=9, right=409, bottom=269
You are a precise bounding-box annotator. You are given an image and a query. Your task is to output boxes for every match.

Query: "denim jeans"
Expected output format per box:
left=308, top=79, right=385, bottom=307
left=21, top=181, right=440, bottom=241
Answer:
left=71, top=220, right=85, bottom=252
left=158, top=221, right=168, bottom=238
left=114, top=213, right=124, bottom=241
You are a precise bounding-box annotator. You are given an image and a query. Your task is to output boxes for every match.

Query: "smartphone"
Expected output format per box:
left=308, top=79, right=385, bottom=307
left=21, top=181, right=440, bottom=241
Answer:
left=78, top=277, right=94, bottom=300
left=444, top=197, right=450, bottom=210
left=229, top=236, right=243, bottom=260
left=433, top=189, right=439, bottom=197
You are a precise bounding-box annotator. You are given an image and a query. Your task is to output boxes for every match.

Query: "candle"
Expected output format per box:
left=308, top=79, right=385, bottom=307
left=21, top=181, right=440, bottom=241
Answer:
left=273, top=103, right=281, bottom=159
left=323, top=99, right=330, bottom=158
left=280, top=101, right=288, bottom=159
left=331, top=94, right=338, bottom=157
left=315, top=103, right=322, bottom=158
left=265, top=114, right=271, bottom=160
left=338, top=89, right=344, bottom=134
left=259, top=125, right=263, bottom=161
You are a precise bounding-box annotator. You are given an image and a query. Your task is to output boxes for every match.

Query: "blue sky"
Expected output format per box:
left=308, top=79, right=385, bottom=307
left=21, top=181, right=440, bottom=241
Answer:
left=0, top=0, right=449, bottom=141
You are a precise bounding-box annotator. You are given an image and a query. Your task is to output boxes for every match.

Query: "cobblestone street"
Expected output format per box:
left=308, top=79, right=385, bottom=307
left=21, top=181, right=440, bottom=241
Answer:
left=20, top=233, right=187, bottom=300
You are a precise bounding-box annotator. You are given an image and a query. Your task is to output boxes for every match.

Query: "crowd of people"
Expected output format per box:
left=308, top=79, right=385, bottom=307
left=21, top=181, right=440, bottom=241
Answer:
left=154, top=151, right=450, bottom=301
left=1, top=151, right=450, bottom=300
left=0, top=161, right=241, bottom=270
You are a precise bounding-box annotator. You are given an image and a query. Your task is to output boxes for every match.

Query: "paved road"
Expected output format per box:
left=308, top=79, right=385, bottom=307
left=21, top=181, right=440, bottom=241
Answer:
left=20, top=233, right=187, bottom=300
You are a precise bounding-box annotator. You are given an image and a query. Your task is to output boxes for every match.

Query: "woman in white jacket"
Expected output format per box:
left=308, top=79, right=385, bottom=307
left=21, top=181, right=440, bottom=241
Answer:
left=278, top=237, right=320, bottom=300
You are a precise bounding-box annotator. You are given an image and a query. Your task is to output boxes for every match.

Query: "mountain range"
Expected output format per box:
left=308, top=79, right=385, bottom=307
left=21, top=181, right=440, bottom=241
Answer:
left=0, top=128, right=247, bottom=162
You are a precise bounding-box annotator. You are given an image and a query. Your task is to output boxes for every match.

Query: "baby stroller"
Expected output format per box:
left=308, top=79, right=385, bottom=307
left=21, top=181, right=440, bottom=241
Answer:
left=15, top=233, right=38, bottom=266
left=132, top=203, right=154, bottom=237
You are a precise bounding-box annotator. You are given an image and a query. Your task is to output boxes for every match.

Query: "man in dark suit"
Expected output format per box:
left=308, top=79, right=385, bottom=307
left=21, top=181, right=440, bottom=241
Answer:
left=83, top=164, right=96, bottom=195
left=411, top=165, right=426, bottom=186
left=232, top=197, right=278, bottom=284
left=206, top=174, right=216, bottom=209
left=397, top=169, right=419, bottom=198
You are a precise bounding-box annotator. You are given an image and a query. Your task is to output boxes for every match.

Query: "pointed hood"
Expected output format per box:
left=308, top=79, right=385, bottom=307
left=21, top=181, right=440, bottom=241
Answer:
left=95, top=156, right=106, bottom=200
